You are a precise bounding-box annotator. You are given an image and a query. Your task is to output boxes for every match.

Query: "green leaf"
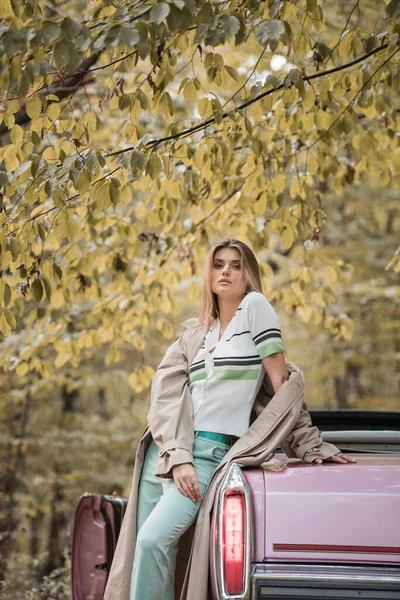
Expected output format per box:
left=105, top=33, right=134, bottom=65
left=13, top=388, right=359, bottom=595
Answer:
left=120, top=25, right=140, bottom=46
left=0, top=171, right=12, bottom=187
left=131, top=150, right=147, bottom=178
left=265, top=74, right=280, bottom=89
left=342, top=111, right=354, bottom=134
left=283, top=69, right=300, bottom=88
left=31, top=278, right=43, bottom=302
left=109, top=180, right=120, bottom=204
left=53, top=41, right=78, bottom=69
left=219, top=15, right=240, bottom=36
left=307, top=0, right=318, bottom=13
left=316, top=42, right=330, bottom=59
left=42, top=276, right=52, bottom=301
left=61, top=17, right=82, bottom=38
left=86, top=150, right=101, bottom=175
left=386, top=0, right=400, bottom=18
left=2, top=30, right=25, bottom=57
left=9, top=237, right=19, bottom=261
left=136, top=89, right=149, bottom=110
left=245, top=117, right=253, bottom=135
left=255, top=19, right=285, bottom=49
left=146, top=153, right=162, bottom=179
left=37, top=223, right=47, bottom=242
left=224, top=65, right=239, bottom=81
left=3, top=282, right=12, bottom=307
left=41, top=21, right=61, bottom=44
left=150, top=3, right=170, bottom=25
left=119, top=94, right=131, bottom=110
left=52, top=262, right=63, bottom=281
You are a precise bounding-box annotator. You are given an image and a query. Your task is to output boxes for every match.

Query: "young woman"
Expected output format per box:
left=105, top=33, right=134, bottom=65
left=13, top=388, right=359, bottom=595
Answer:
left=127, top=238, right=355, bottom=600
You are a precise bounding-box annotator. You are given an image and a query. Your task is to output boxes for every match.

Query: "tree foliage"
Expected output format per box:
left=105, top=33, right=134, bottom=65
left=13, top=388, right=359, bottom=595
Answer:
left=0, top=0, right=398, bottom=374
left=1, top=1, right=399, bottom=595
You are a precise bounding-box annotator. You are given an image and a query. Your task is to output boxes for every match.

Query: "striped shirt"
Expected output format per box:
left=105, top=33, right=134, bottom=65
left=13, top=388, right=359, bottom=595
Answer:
left=189, top=291, right=285, bottom=437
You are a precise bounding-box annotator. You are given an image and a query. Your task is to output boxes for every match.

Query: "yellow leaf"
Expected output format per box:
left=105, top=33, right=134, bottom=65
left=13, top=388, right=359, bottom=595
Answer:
left=281, top=228, right=294, bottom=249
left=3, top=145, right=19, bottom=171
left=183, top=81, right=197, bottom=103
left=0, top=309, right=11, bottom=335
left=0, top=0, right=14, bottom=17
left=302, top=112, right=314, bottom=132
left=47, top=102, right=61, bottom=121
left=135, top=202, right=147, bottom=220
left=10, top=124, right=23, bottom=145
left=300, top=305, right=313, bottom=323
left=93, top=180, right=111, bottom=210
left=82, top=109, right=100, bottom=132
left=339, top=31, right=353, bottom=61
left=271, top=173, right=286, bottom=193
left=26, top=95, right=42, bottom=120
left=323, top=265, right=338, bottom=282
left=198, top=97, right=210, bottom=117
left=54, top=347, right=71, bottom=368
left=315, top=110, right=334, bottom=130
left=308, top=157, right=319, bottom=175
left=3, top=307, right=16, bottom=329
left=303, top=85, right=315, bottom=111
left=253, top=192, right=267, bottom=215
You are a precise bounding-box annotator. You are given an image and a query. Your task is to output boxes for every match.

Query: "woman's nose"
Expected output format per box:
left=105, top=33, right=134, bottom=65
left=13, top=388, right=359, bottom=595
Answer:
left=222, top=265, right=230, bottom=275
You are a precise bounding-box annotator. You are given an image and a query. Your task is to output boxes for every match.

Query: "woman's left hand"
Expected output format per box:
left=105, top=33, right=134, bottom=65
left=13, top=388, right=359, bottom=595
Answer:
left=313, top=453, right=356, bottom=464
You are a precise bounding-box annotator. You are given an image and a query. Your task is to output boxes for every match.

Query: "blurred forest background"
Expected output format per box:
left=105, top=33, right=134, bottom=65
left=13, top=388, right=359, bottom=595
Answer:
left=0, top=0, right=399, bottom=597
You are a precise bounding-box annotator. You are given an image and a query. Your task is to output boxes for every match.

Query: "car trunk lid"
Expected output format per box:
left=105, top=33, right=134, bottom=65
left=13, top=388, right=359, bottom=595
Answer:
left=261, top=454, right=400, bottom=564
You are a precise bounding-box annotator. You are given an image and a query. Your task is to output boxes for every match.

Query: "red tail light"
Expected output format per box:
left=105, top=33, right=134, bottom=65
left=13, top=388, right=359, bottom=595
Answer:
left=222, top=490, right=245, bottom=595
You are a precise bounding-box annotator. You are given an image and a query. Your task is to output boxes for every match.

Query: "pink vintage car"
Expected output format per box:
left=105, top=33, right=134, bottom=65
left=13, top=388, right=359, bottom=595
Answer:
left=209, top=410, right=400, bottom=599
left=71, top=410, right=400, bottom=600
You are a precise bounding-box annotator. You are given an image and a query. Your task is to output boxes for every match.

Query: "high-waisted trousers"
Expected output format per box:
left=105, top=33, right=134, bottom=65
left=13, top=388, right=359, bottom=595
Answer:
left=129, top=435, right=231, bottom=600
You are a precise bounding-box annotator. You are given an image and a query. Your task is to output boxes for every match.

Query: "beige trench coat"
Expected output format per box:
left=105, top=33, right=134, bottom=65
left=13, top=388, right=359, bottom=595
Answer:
left=103, top=318, right=340, bottom=600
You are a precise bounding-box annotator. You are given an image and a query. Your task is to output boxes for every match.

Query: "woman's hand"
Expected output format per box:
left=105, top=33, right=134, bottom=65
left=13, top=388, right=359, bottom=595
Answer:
left=313, top=453, right=356, bottom=465
left=172, top=463, right=202, bottom=502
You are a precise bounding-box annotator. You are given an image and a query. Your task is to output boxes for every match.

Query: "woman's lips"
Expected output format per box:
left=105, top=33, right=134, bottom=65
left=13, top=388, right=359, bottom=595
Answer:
left=218, top=280, right=231, bottom=284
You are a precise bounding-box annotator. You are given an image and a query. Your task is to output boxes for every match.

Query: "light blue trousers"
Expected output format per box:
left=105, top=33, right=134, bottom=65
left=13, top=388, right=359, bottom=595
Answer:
left=129, top=436, right=230, bottom=600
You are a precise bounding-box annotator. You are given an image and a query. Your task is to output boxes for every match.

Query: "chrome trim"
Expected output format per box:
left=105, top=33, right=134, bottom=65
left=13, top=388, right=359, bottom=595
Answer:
left=251, top=563, right=400, bottom=596
left=273, top=547, right=400, bottom=555
left=215, top=463, right=252, bottom=600
left=322, top=430, right=400, bottom=444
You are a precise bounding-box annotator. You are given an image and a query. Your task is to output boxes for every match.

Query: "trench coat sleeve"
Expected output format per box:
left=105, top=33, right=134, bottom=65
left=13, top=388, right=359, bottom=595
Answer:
left=147, top=332, right=195, bottom=479
left=280, top=401, right=341, bottom=463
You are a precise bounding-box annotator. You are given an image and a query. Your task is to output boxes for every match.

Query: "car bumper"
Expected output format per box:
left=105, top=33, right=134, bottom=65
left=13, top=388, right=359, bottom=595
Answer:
left=251, top=563, right=400, bottom=599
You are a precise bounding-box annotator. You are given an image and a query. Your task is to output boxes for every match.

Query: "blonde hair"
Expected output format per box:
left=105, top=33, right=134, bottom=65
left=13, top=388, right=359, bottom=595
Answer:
left=198, top=239, right=263, bottom=327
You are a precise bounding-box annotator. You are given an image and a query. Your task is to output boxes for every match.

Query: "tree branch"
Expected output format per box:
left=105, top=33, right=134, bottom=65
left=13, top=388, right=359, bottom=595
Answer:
left=0, top=53, right=101, bottom=137
left=108, top=41, right=392, bottom=158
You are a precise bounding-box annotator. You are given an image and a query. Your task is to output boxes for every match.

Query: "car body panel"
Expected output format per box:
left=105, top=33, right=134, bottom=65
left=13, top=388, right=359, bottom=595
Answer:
left=261, top=453, right=400, bottom=564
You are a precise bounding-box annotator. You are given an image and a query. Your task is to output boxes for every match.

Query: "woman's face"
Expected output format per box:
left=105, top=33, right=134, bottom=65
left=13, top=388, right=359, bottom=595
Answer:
left=211, top=247, right=247, bottom=300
